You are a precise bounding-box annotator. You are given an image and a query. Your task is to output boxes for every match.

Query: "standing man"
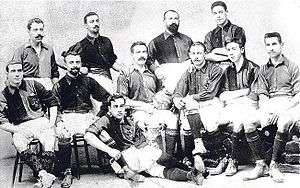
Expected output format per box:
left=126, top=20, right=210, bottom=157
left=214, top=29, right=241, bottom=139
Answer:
left=52, top=50, right=110, bottom=188
left=242, top=32, right=300, bottom=183
left=204, top=1, right=246, bottom=63
left=148, top=10, right=193, bottom=75
left=0, top=61, right=58, bottom=188
left=12, top=18, right=60, bottom=90
left=172, top=42, right=225, bottom=173
left=68, top=12, right=118, bottom=94
left=85, top=94, right=204, bottom=185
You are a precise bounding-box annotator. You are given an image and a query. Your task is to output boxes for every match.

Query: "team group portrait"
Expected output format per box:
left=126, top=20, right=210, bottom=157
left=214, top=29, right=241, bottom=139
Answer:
left=0, top=0, right=299, bottom=188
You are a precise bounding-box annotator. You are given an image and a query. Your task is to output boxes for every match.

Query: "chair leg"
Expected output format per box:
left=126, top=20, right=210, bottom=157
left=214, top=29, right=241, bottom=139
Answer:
left=12, top=153, right=20, bottom=188
left=18, top=163, right=23, bottom=182
left=73, top=138, right=80, bottom=180
left=84, top=141, right=92, bottom=171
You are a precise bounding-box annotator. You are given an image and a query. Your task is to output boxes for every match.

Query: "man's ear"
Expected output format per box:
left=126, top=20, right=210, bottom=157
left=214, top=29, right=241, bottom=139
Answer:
left=241, top=47, right=245, bottom=54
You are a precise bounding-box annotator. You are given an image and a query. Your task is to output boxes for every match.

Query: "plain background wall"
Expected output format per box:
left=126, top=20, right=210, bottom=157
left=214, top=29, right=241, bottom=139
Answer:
left=0, top=0, right=300, bottom=159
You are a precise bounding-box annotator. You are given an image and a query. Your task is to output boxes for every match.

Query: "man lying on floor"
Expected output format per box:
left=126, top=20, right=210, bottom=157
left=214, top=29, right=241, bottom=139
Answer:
left=85, top=94, right=205, bottom=185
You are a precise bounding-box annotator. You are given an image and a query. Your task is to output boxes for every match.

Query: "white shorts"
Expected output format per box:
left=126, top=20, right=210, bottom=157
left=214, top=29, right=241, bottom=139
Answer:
left=12, top=117, right=56, bottom=153
left=122, top=145, right=162, bottom=172
left=24, top=77, right=53, bottom=91
left=56, top=113, right=99, bottom=138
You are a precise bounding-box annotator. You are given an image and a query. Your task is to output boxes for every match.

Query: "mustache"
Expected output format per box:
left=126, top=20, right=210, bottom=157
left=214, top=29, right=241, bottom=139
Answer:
left=35, top=34, right=44, bottom=39
left=94, top=25, right=99, bottom=28
left=71, top=67, right=80, bottom=71
left=138, top=57, right=146, bottom=61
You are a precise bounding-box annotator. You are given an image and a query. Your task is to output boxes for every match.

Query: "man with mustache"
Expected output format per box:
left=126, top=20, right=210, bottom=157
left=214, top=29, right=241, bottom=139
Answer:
left=173, top=42, right=225, bottom=175
left=0, top=61, right=59, bottom=188
left=52, top=50, right=110, bottom=188
left=12, top=18, right=60, bottom=90
left=148, top=10, right=193, bottom=76
left=204, top=1, right=246, bottom=64
left=117, top=41, right=192, bottom=169
left=241, top=32, right=300, bottom=182
left=67, top=12, right=118, bottom=94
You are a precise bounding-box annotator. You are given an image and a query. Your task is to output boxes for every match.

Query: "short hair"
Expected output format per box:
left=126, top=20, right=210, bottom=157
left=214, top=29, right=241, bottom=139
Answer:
left=225, top=37, right=245, bottom=48
left=61, top=50, right=80, bottom=58
left=130, top=41, right=148, bottom=53
left=188, top=42, right=207, bottom=53
left=84, top=12, right=99, bottom=24
left=264, top=32, right=282, bottom=44
left=211, top=1, right=227, bottom=11
left=163, top=10, right=179, bottom=20
left=6, top=61, right=23, bottom=72
left=107, top=94, right=126, bottom=107
left=27, top=18, right=44, bottom=30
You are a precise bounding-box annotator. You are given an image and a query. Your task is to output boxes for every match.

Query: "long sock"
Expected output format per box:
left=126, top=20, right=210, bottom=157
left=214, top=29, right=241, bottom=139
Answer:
left=165, top=128, right=179, bottom=157
left=39, top=151, right=56, bottom=173
left=20, top=149, right=44, bottom=174
left=186, top=113, right=205, bottom=139
left=163, top=167, right=189, bottom=181
left=56, top=143, right=72, bottom=173
left=183, top=129, right=195, bottom=163
left=245, top=130, right=266, bottom=161
left=231, top=132, right=240, bottom=161
left=272, top=132, right=289, bottom=162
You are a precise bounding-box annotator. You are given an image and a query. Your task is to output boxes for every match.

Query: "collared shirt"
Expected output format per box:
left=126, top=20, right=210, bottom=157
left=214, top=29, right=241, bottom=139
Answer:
left=255, top=56, right=300, bottom=98
left=12, top=42, right=59, bottom=79
left=148, top=31, right=193, bottom=70
left=173, top=61, right=224, bottom=102
left=117, top=66, right=160, bottom=103
left=86, top=114, right=146, bottom=151
left=68, top=35, right=117, bottom=79
left=0, top=80, right=58, bottom=125
left=52, top=74, right=109, bottom=112
left=204, top=20, right=246, bottom=53
left=223, top=58, right=259, bottom=91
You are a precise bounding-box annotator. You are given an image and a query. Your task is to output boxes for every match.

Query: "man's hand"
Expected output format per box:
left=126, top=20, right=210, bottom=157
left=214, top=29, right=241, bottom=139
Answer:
left=108, top=148, right=122, bottom=160
left=267, top=113, right=279, bottom=125
left=80, top=67, right=89, bottom=75
left=173, top=97, right=185, bottom=110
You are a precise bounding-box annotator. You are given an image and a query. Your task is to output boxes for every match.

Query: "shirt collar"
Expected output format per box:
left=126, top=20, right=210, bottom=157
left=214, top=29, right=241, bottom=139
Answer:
left=267, top=55, right=287, bottom=68
left=216, top=20, right=232, bottom=32
left=164, top=30, right=180, bottom=40
left=24, top=41, right=48, bottom=50
left=232, top=56, right=246, bottom=73
left=189, top=60, right=208, bottom=73
left=86, top=34, right=100, bottom=44
left=65, top=73, right=82, bottom=85
left=5, top=80, right=27, bottom=95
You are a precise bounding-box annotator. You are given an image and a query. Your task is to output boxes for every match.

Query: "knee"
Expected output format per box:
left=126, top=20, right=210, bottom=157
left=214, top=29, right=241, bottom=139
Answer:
left=232, top=123, right=243, bottom=133
left=244, top=123, right=258, bottom=133
left=277, top=119, right=294, bottom=133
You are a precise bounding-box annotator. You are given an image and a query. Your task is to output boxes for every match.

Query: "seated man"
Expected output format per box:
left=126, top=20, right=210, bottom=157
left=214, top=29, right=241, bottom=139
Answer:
left=242, top=32, right=300, bottom=183
left=85, top=94, right=204, bottom=185
left=217, top=37, right=259, bottom=176
left=52, top=50, right=110, bottom=187
left=117, top=41, right=179, bottom=161
left=173, top=42, right=225, bottom=172
left=0, top=61, right=58, bottom=188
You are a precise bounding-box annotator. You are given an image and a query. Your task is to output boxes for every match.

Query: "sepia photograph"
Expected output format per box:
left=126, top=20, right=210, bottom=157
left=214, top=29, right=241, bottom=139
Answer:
left=0, top=0, right=299, bottom=187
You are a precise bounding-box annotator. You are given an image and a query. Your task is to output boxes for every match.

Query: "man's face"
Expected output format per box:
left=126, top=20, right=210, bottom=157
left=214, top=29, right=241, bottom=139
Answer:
left=212, top=5, right=228, bottom=25
left=109, top=98, right=126, bottom=119
left=7, top=64, right=23, bottom=87
left=226, top=42, right=244, bottom=63
left=65, top=55, right=82, bottom=76
left=131, top=45, right=148, bottom=66
left=28, top=22, right=44, bottom=43
left=164, top=11, right=180, bottom=33
left=189, top=45, right=206, bottom=67
left=265, top=37, right=283, bottom=59
left=85, top=15, right=100, bottom=34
